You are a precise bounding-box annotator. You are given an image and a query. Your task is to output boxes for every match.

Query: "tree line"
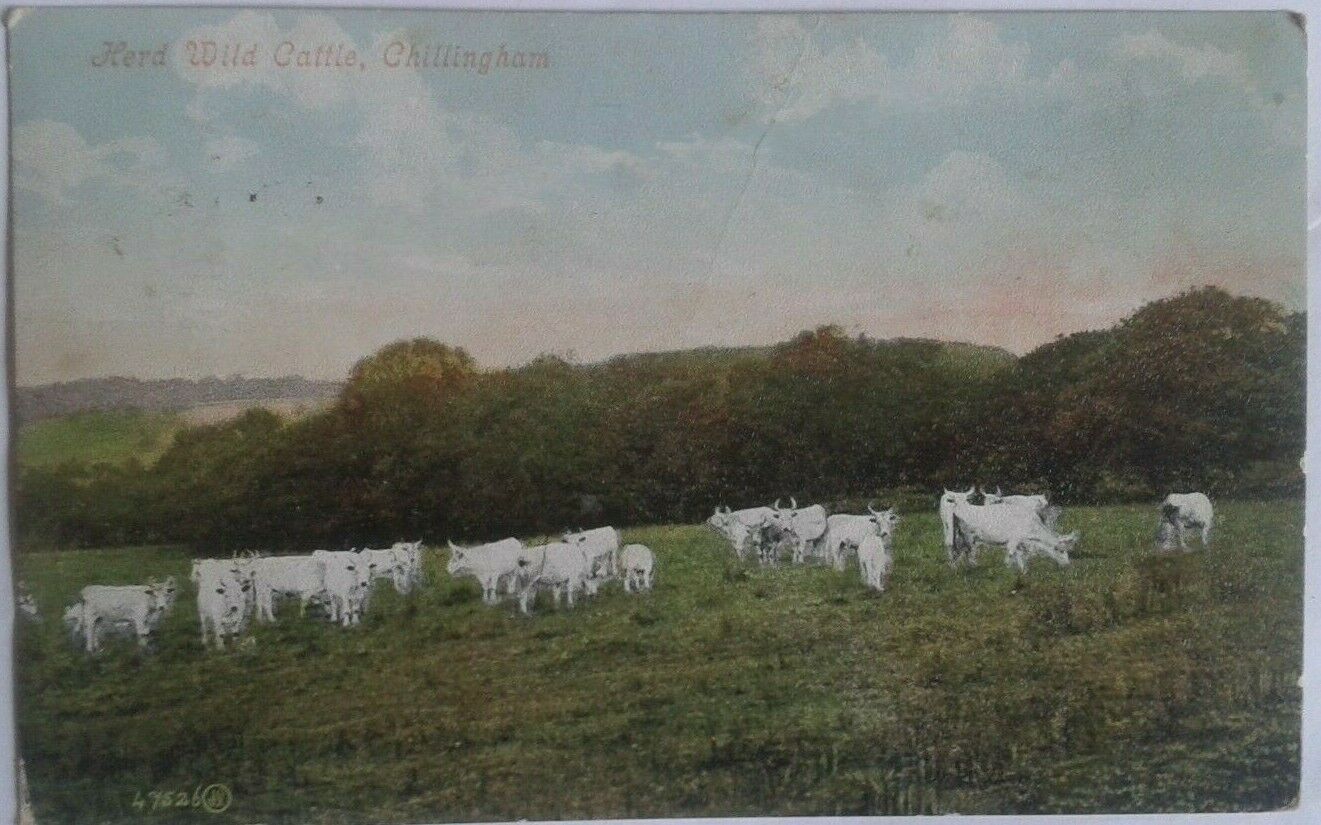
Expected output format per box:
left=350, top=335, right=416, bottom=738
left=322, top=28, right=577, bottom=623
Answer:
left=15, top=287, right=1304, bottom=552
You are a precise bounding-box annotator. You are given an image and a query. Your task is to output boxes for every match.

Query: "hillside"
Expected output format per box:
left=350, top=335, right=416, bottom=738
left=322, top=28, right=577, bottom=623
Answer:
left=14, top=376, right=342, bottom=423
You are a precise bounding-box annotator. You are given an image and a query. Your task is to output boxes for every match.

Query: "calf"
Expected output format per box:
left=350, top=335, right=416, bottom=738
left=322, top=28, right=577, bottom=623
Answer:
left=620, top=544, right=656, bottom=592
left=447, top=538, right=523, bottom=604
left=247, top=555, right=325, bottom=623
left=514, top=542, right=592, bottom=614
left=313, top=550, right=375, bottom=627
left=857, top=533, right=894, bottom=593
left=1160, top=492, right=1214, bottom=550
left=78, top=580, right=173, bottom=654
left=562, top=526, right=620, bottom=581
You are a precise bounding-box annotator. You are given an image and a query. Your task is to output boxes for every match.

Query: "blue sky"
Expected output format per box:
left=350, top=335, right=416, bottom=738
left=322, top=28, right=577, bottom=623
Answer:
left=9, top=8, right=1305, bottom=383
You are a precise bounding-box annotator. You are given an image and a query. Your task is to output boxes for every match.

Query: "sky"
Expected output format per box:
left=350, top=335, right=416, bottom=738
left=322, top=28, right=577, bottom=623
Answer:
left=8, top=8, right=1306, bottom=384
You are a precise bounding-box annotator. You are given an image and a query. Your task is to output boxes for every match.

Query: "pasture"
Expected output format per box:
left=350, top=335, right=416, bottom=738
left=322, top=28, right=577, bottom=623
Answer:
left=16, top=411, right=181, bottom=469
left=14, top=501, right=1301, bottom=822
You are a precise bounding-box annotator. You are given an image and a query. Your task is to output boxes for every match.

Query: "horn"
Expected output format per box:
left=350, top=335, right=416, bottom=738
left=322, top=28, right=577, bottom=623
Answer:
left=868, top=504, right=879, bottom=517
left=448, top=540, right=460, bottom=551
left=996, top=486, right=1003, bottom=497
left=790, top=497, right=797, bottom=509
left=964, top=486, right=975, bottom=496
left=773, top=498, right=781, bottom=509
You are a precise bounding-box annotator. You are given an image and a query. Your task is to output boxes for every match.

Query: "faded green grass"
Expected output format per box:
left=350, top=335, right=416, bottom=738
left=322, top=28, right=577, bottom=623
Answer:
left=14, top=501, right=1301, bottom=822
left=16, top=411, right=180, bottom=468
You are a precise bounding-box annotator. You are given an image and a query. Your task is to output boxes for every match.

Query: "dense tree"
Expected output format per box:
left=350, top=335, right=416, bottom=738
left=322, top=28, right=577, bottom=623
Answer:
left=14, top=290, right=1306, bottom=550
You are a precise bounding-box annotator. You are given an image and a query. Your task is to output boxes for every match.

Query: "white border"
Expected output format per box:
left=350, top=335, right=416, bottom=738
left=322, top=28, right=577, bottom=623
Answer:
left=0, top=2, right=1313, bottom=824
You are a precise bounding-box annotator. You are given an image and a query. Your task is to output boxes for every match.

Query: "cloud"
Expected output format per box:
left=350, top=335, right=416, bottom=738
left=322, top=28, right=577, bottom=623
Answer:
left=13, top=120, right=174, bottom=203
left=1118, top=30, right=1251, bottom=87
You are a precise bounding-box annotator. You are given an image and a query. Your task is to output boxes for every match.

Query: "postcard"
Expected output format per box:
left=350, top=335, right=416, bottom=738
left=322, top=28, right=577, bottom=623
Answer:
left=5, top=6, right=1306, bottom=822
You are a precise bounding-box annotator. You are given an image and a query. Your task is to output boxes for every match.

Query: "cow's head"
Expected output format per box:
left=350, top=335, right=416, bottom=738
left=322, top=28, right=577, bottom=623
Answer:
left=446, top=541, right=468, bottom=575
left=768, top=497, right=799, bottom=529
left=941, top=487, right=975, bottom=509
left=1045, top=532, right=1078, bottom=566
left=869, top=506, right=901, bottom=539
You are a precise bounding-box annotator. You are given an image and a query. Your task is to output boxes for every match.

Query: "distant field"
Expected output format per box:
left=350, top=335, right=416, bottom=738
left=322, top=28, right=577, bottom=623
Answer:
left=15, top=410, right=181, bottom=468
left=14, top=502, right=1301, bottom=822
left=16, top=399, right=334, bottom=468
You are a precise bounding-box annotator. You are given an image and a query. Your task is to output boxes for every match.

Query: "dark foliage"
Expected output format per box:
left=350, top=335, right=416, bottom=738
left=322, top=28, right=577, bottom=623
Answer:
left=15, top=288, right=1304, bottom=550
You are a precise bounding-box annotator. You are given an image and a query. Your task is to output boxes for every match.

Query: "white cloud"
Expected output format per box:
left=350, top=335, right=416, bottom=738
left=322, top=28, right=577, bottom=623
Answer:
left=1118, top=30, right=1251, bottom=87
left=13, top=120, right=174, bottom=203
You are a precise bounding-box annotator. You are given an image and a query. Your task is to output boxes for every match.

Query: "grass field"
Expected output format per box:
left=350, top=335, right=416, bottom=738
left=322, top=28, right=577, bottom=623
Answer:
left=14, top=501, right=1302, bottom=822
left=16, top=411, right=181, bottom=468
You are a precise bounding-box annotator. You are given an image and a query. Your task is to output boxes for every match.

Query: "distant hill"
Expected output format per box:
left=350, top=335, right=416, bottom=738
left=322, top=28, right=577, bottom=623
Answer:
left=14, top=376, right=342, bottom=423
left=595, top=338, right=1016, bottom=377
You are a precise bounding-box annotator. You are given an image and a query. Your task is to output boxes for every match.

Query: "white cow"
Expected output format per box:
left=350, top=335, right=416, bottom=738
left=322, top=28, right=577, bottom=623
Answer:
left=562, top=526, right=620, bottom=581
left=939, top=488, right=977, bottom=567
left=248, top=555, right=326, bottom=622
left=950, top=501, right=1077, bottom=573
left=708, top=506, right=773, bottom=559
left=447, top=538, right=524, bottom=604
left=62, top=603, right=84, bottom=647
left=78, top=579, right=175, bottom=653
left=313, top=550, right=374, bottom=627
left=362, top=546, right=411, bottom=595
left=17, top=582, right=39, bottom=623
left=620, top=544, right=655, bottom=592
left=390, top=540, right=426, bottom=592
left=193, top=563, right=251, bottom=650
left=767, top=498, right=829, bottom=564
left=857, top=532, right=895, bottom=593
left=1160, top=492, right=1214, bottom=550
left=514, top=542, right=593, bottom=614
left=825, top=507, right=898, bottom=572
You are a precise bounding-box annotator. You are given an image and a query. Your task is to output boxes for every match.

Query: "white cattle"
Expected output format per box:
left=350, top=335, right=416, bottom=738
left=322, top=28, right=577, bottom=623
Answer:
left=78, top=579, right=175, bottom=654
left=313, top=550, right=374, bottom=627
left=951, top=501, right=1077, bottom=573
left=939, top=488, right=977, bottom=566
left=447, top=538, right=524, bottom=604
left=824, top=507, right=898, bottom=572
left=514, top=542, right=593, bottom=614
left=245, top=555, right=325, bottom=622
left=562, top=526, right=620, bottom=580
left=1160, top=492, right=1214, bottom=550
left=857, top=533, right=894, bottom=593
left=708, top=506, right=774, bottom=559
left=193, top=563, right=250, bottom=650
left=982, top=487, right=1050, bottom=516
left=620, top=544, right=655, bottom=592
left=362, top=546, right=411, bottom=595
left=17, top=582, right=39, bottom=623
left=767, top=499, right=829, bottom=563
left=62, top=603, right=84, bottom=647
left=390, top=540, right=426, bottom=592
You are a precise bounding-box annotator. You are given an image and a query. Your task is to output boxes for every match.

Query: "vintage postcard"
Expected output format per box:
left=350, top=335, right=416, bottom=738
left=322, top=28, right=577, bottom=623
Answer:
left=4, top=6, right=1306, bottom=823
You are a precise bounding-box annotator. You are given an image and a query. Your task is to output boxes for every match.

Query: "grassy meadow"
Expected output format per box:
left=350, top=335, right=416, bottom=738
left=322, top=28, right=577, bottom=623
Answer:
left=16, top=411, right=181, bottom=468
left=13, top=501, right=1302, bottom=822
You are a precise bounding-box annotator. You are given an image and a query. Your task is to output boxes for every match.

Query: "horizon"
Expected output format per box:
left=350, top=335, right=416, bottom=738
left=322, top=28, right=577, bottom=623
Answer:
left=10, top=9, right=1305, bottom=385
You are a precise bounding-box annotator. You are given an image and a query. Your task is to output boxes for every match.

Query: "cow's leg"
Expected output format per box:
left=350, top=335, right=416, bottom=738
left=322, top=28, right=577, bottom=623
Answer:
left=1201, top=522, right=1213, bottom=549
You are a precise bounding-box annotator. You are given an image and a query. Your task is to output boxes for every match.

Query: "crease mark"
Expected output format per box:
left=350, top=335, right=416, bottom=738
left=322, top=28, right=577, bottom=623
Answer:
left=707, top=16, right=820, bottom=275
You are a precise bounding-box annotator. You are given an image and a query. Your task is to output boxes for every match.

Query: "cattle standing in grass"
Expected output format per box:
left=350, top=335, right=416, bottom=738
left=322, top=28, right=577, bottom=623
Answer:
left=950, top=500, right=1077, bottom=573
left=562, top=526, right=620, bottom=582
left=247, top=555, right=325, bottom=622
left=620, top=544, right=655, bottom=592
left=1160, top=492, right=1214, bottom=551
left=313, top=550, right=375, bottom=627
left=447, top=538, right=524, bottom=604
left=768, top=498, right=829, bottom=563
left=708, top=506, right=774, bottom=560
left=514, top=542, right=592, bottom=614
left=194, top=563, right=251, bottom=650
left=857, top=531, right=895, bottom=593
left=78, top=580, right=174, bottom=654
left=939, top=488, right=977, bottom=566
left=17, top=582, right=39, bottom=623
left=825, top=507, right=898, bottom=571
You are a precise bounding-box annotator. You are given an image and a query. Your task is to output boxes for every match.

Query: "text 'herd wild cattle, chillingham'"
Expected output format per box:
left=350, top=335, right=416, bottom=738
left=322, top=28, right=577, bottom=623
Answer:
left=26, top=489, right=1215, bottom=655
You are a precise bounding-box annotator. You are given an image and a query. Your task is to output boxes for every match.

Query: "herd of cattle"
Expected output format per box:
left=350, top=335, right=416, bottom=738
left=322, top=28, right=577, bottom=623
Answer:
left=17, top=490, right=1215, bottom=655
